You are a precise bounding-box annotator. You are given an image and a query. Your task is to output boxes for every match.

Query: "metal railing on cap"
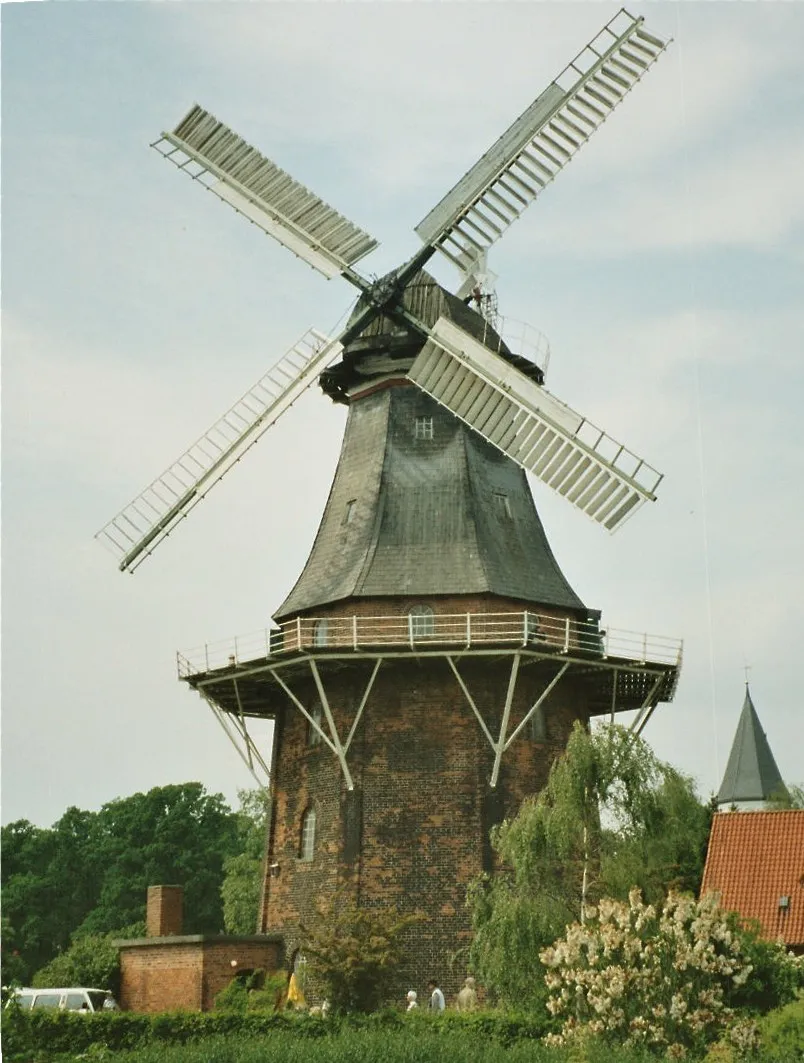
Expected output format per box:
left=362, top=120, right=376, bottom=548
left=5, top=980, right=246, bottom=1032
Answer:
left=177, top=611, right=682, bottom=678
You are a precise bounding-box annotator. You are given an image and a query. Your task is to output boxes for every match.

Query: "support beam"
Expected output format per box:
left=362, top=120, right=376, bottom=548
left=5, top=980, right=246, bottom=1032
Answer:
left=447, top=656, right=496, bottom=747
left=610, top=666, right=619, bottom=723
left=268, top=668, right=340, bottom=757
left=200, top=690, right=271, bottom=787
left=309, top=659, right=355, bottom=790
left=344, top=658, right=383, bottom=752
left=489, top=654, right=521, bottom=788
left=232, top=678, right=253, bottom=772
left=503, top=661, right=570, bottom=750
left=629, top=673, right=665, bottom=735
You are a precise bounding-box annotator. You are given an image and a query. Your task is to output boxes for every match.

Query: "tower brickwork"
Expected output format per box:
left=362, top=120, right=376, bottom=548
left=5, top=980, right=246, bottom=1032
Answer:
left=259, top=612, right=593, bottom=994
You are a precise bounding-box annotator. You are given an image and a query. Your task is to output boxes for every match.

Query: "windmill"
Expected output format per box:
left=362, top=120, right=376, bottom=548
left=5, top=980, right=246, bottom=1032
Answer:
left=97, top=8, right=667, bottom=575
left=99, top=9, right=682, bottom=997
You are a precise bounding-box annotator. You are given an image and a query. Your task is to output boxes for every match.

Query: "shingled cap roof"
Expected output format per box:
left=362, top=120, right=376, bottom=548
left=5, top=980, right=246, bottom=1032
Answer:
left=275, top=269, right=588, bottom=621
left=701, top=810, right=804, bottom=949
left=717, top=686, right=787, bottom=806
left=274, top=385, right=587, bottom=620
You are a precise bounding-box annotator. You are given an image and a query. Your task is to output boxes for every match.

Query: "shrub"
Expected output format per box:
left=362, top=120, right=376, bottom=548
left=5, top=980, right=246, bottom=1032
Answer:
left=300, top=892, right=423, bottom=1012
left=30, top=923, right=145, bottom=997
left=540, top=890, right=760, bottom=1057
left=725, top=921, right=803, bottom=1014
left=756, top=993, right=804, bottom=1060
left=213, top=967, right=289, bottom=1013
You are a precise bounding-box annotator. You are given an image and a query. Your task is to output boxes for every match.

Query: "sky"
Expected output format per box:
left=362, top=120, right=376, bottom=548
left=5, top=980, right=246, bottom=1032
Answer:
left=2, top=1, right=802, bottom=829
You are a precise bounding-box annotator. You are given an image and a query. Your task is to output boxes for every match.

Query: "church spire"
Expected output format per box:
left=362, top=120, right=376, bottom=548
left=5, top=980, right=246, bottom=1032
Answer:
left=717, top=685, right=787, bottom=807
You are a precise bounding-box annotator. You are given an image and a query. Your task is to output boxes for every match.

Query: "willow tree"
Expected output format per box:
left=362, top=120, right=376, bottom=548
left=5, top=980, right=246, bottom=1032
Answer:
left=468, top=722, right=711, bottom=1008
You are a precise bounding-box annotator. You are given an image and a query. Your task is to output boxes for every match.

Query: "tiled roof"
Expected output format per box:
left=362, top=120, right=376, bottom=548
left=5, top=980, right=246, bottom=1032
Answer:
left=700, top=810, right=804, bottom=947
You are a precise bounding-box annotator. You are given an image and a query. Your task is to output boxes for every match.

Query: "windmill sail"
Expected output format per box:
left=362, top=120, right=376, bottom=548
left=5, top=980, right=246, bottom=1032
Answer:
left=97, top=329, right=343, bottom=573
left=153, top=105, right=378, bottom=279
left=409, top=316, right=662, bottom=531
left=415, top=9, right=669, bottom=276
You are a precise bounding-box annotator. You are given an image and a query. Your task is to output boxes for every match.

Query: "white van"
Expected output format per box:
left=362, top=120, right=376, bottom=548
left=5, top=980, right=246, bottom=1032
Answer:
left=10, top=987, right=115, bottom=1012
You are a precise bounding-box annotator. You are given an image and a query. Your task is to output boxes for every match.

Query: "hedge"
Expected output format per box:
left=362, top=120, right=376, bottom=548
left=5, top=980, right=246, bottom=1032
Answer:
left=1, top=1007, right=552, bottom=1060
left=4, top=1003, right=801, bottom=1062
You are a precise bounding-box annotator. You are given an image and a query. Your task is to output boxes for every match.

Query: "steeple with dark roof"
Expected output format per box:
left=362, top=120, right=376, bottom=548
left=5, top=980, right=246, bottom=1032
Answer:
left=717, top=686, right=787, bottom=807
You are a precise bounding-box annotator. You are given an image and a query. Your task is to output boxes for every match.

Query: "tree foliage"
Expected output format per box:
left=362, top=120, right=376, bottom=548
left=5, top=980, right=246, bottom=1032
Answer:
left=541, top=890, right=757, bottom=1056
left=2, top=782, right=240, bottom=985
left=768, top=782, right=804, bottom=810
left=300, top=891, right=423, bottom=1013
left=541, top=889, right=802, bottom=1057
left=468, top=723, right=713, bottom=1007
left=30, top=924, right=144, bottom=995
left=221, top=789, right=271, bottom=935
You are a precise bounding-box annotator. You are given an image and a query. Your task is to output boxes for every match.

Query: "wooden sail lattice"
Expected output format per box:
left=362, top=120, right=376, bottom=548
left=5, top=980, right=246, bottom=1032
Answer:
left=416, top=9, right=669, bottom=276
left=97, top=330, right=343, bottom=572
left=153, top=105, right=378, bottom=279
left=409, top=317, right=661, bottom=531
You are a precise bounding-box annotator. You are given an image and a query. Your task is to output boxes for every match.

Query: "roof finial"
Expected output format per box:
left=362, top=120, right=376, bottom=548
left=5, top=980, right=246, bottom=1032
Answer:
left=743, top=662, right=752, bottom=688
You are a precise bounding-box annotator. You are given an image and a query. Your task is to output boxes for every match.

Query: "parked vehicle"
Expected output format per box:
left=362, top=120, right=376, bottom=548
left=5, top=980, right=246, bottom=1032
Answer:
left=7, top=987, right=115, bottom=1012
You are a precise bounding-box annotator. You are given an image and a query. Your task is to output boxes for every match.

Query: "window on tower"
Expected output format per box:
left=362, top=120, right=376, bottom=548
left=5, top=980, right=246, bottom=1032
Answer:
left=308, top=703, right=324, bottom=746
left=299, top=806, right=316, bottom=861
left=408, top=604, right=435, bottom=639
left=414, top=416, right=434, bottom=440
left=343, top=499, right=356, bottom=524
left=494, top=492, right=512, bottom=518
left=530, top=704, right=548, bottom=742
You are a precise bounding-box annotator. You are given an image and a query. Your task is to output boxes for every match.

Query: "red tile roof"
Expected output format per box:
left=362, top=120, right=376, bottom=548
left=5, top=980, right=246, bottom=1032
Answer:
left=700, top=810, right=804, bottom=947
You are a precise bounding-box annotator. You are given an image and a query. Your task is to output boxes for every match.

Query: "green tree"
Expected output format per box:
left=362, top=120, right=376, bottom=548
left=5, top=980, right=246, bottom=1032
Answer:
left=469, top=723, right=712, bottom=1007
left=600, top=768, right=715, bottom=903
left=768, top=782, right=804, bottom=809
left=77, top=782, right=240, bottom=937
left=1, top=782, right=240, bottom=982
left=30, top=923, right=144, bottom=996
left=300, top=891, right=422, bottom=1012
left=221, top=789, right=271, bottom=934
left=1, top=811, right=100, bottom=983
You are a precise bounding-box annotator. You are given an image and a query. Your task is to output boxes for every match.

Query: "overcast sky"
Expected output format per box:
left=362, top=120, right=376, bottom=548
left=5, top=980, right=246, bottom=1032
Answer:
left=3, top=1, right=802, bottom=829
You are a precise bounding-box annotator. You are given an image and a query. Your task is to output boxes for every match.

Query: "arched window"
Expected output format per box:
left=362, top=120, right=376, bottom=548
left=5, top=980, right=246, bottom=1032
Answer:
left=525, top=612, right=542, bottom=643
left=299, top=806, right=316, bottom=861
left=530, top=704, right=547, bottom=742
left=408, top=604, right=435, bottom=639
left=293, top=950, right=307, bottom=978
left=313, top=618, right=329, bottom=647
left=307, top=704, right=324, bottom=747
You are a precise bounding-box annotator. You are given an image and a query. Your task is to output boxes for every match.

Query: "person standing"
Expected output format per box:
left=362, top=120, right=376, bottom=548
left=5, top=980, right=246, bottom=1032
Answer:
left=406, top=989, right=418, bottom=1011
left=427, top=979, right=445, bottom=1011
left=456, top=976, right=478, bottom=1011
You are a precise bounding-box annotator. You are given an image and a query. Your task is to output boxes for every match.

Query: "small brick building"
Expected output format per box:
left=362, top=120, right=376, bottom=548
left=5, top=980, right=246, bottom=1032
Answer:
left=179, top=276, right=681, bottom=1003
left=117, top=886, right=282, bottom=1012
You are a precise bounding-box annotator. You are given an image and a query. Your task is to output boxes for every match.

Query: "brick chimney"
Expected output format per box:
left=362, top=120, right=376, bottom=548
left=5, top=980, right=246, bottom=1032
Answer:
left=146, top=885, right=184, bottom=937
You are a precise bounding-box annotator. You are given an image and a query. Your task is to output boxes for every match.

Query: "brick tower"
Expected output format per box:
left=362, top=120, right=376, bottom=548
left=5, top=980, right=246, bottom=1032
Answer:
left=178, top=274, right=681, bottom=999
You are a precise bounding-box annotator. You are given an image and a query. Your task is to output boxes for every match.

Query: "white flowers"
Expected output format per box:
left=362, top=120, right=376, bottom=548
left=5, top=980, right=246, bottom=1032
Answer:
left=539, top=890, right=757, bottom=1057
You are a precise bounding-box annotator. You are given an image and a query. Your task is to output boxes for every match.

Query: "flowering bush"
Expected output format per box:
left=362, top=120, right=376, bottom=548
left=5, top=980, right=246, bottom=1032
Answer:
left=540, top=890, right=759, bottom=1058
